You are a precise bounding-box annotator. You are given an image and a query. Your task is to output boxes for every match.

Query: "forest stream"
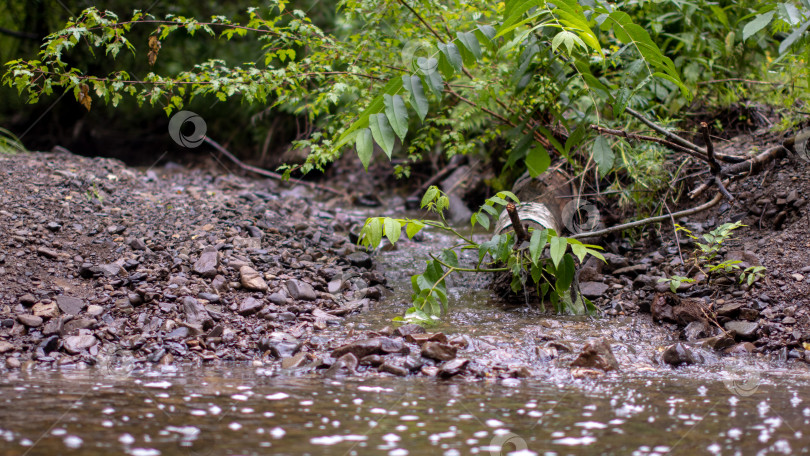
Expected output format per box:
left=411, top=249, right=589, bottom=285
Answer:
left=2, top=220, right=810, bottom=455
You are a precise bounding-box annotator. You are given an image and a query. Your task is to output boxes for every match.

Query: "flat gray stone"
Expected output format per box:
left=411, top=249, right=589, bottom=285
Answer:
left=193, top=247, right=219, bottom=278
left=239, top=297, right=265, bottom=316
left=286, top=279, right=317, bottom=301
left=17, top=314, right=43, bottom=327
left=63, top=335, right=97, bottom=354
left=579, top=282, right=609, bottom=298
left=57, top=296, right=86, bottom=315
left=725, top=320, right=759, bottom=340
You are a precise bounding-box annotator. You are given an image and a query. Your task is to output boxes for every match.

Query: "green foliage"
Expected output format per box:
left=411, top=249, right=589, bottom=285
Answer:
left=359, top=186, right=604, bottom=323
left=0, top=127, right=25, bottom=155
left=666, top=221, right=766, bottom=290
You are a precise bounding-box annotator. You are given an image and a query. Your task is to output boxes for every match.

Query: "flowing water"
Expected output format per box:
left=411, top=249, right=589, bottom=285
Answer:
left=2, top=220, right=810, bottom=455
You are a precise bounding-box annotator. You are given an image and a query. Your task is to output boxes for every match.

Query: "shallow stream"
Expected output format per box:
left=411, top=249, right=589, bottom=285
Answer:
left=2, top=217, right=810, bottom=455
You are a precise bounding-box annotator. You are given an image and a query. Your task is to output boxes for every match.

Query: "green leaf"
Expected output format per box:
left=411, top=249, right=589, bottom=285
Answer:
left=438, top=42, right=463, bottom=74
left=402, top=75, right=429, bottom=122
left=475, top=212, right=490, bottom=230
left=369, top=113, right=396, bottom=159
left=555, top=253, right=575, bottom=293
left=440, top=249, right=459, bottom=268
left=529, top=228, right=548, bottom=265
left=549, top=236, right=567, bottom=267
left=335, top=77, right=403, bottom=149
left=779, top=19, right=810, bottom=54
left=571, top=243, right=587, bottom=263
left=742, top=11, right=776, bottom=41
left=456, top=31, right=482, bottom=60
left=406, top=220, right=425, bottom=239
left=421, top=186, right=439, bottom=208
left=383, top=217, right=401, bottom=244
left=526, top=145, right=550, bottom=177
left=366, top=217, right=383, bottom=248
left=421, top=63, right=444, bottom=97
left=355, top=128, right=373, bottom=171
left=384, top=94, right=409, bottom=142
left=591, top=136, right=614, bottom=178
left=530, top=262, right=543, bottom=283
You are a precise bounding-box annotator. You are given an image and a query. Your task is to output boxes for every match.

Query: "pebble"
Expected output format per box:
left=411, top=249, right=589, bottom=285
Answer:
left=0, top=341, right=14, bottom=353
left=579, top=282, right=609, bottom=299
left=193, top=247, right=219, bottom=278
left=56, top=296, right=86, bottom=315
left=17, top=314, right=43, bottom=327
left=240, top=266, right=268, bottom=292
left=63, top=335, right=97, bottom=354
left=32, top=302, right=59, bottom=319
left=286, top=279, right=317, bottom=301
left=421, top=341, right=457, bottom=361
left=570, top=339, right=619, bottom=371
left=238, top=297, right=265, bottom=316
left=662, top=343, right=699, bottom=366
left=5, top=357, right=21, bottom=369
left=725, top=321, right=759, bottom=340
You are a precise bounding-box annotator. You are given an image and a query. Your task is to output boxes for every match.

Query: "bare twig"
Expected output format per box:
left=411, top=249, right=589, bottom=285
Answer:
left=506, top=203, right=529, bottom=246
left=570, top=193, right=724, bottom=239
left=591, top=125, right=713, bottom=164
left=203, top=137, right=342, bottom=196
left=697, top=78, right=784, bottom=86
left=624, top=107, right=743, bottom=163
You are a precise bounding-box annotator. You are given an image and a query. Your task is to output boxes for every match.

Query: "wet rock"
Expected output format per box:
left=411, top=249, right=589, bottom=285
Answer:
left=379, top=362, right=409, bottom=376
left=421, top=342, right=457, bottom=361
left=240, top=266, right=268, bottom=292
left=696, top=335, right=736, bottom=351
left=725, top=342, right=756, bottom=354
left=6, top=357, right=21, bottom=369
left=324, top=353, right=358, bottom=376
left=725, top=321, right=759, bottom=340
left=37, top=335, right=60, bottom=356
left=739, top=308, right=759, bottom=321
left=17, top=314, right=43, bottom=327
left=286, top=279, right=317, bottom=301
left=45, top=221, right=62, bottom=232
left=633, top=274, right=658, bottom=289
left=56, top=296, right=85, bottom=315
left=405, top=333, right=448, bottom=345
left=347, top=252, right=372, bottom=269
left=32, top=302, right=59, bottom=319
left=238, top=297, right=264, bottom=316
left=281, top=353, right=308, bottom=369
left=580, top=281, right=609, bottom=299
left=394, top=324, right=426, bottom=337
left=327, top=279, right=344, bottom=294
left=570, top=339, right=619, bottom=371
left=662, top=343, right=699, bottom=366
left=260, top=334, right=302, bottom=358
left=63, top=335, right=96, bottom=354
left=331, top=337, right=402, bottom=359
left=438, top=358, right=469, bottom=377
left=716, top=302, right=743, bottom=318
left=193, top=247, right=219, bottom=278
left=359, top=354, right=384, bottom=367
left=268, top=292, right=287, bottom=306
left=682, top=320, right=710, bottom=342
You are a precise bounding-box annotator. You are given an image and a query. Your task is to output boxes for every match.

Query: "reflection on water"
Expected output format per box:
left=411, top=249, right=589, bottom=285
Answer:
left=2, top=367, right=810, bottom=455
